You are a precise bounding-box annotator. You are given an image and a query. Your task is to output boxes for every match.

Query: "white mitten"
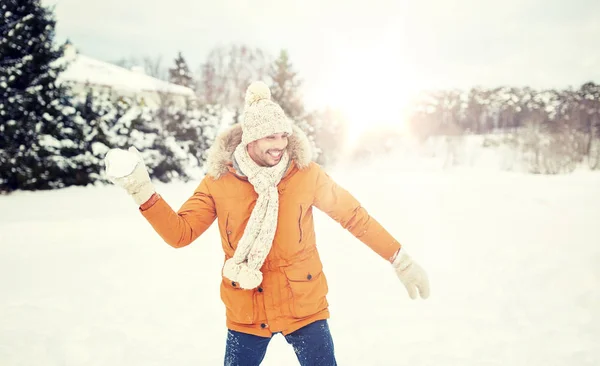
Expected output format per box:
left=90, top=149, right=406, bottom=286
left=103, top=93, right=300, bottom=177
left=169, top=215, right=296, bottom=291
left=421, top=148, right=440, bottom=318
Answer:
left=104, top=147, right=155, bottom=205
left=392, top=248, right=430, bottom=299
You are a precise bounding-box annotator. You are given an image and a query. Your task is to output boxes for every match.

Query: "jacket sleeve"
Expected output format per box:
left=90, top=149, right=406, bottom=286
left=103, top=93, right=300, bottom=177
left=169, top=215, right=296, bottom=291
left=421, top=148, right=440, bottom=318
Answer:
left=139, top=176, right=217, bottom=248
left=312, top=164, right=401, bottom=261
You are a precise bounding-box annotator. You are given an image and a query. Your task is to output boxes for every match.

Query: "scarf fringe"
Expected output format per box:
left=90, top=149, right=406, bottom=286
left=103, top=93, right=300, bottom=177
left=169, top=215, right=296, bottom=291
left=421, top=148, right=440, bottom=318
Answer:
left=223, top=259, right=263, bottom=289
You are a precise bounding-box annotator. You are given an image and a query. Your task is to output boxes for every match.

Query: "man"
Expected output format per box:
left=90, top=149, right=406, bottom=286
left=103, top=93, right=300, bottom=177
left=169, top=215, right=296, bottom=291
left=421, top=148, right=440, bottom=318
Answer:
left=104, top=81, right=430, bottom=366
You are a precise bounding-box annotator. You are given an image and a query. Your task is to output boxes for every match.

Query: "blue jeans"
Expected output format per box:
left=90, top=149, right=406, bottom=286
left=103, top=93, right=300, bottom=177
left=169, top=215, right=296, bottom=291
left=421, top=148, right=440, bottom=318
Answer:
left=224, top=320, right=337, bottom=366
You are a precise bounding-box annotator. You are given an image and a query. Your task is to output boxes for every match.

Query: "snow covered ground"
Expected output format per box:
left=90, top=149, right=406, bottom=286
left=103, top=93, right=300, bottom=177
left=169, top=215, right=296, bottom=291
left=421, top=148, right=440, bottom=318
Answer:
left=1, top=157, right=599, bottom=365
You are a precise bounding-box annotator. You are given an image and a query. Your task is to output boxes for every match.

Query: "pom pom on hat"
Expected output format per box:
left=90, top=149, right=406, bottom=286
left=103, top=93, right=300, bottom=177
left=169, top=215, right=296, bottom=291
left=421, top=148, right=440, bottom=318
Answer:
left=245, top=81, right=271, bottom=107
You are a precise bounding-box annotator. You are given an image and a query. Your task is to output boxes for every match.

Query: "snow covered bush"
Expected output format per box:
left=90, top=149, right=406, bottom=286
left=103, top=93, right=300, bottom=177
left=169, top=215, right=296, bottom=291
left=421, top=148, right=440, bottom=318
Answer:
left=511, top=122, right=581, bottom=174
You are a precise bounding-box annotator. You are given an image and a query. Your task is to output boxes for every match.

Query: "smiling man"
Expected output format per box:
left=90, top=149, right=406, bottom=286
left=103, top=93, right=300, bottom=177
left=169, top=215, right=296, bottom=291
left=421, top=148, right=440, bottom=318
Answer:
left=104, top=81, right=430, bottom=366
left=247, top=132, right=288, bottom=165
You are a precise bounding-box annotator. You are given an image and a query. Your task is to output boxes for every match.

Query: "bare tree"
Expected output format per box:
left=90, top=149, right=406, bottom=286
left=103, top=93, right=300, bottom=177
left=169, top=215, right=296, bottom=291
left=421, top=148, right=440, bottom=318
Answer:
left=143, top=55, right=167, bottom=80
left=110, top=55, right=167, bottom=81
left=196, top=44, right=270, bottom=116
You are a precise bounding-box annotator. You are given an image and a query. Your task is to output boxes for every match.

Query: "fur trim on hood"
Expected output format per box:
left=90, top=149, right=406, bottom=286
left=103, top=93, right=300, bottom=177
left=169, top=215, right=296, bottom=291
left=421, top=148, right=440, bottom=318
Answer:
left=205, top=123, right=312, bottom=179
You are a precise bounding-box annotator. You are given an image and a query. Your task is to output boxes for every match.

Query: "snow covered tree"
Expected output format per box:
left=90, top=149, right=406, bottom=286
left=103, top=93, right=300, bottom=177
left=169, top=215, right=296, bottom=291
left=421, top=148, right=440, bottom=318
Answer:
left=130, top=104, right=186, bottom=183
left=106, top=95, right=146, bottom=150
left=75, top=88, right=114, bottom=149
left=0, top=0, right=89, bottom=193
left=108, top=98, right=192, bottom=183
left=168, top=51, right=195, bottom=90
left=162, top=97, right=223, bottom=178
left=72, top=87, right=120, bottom=182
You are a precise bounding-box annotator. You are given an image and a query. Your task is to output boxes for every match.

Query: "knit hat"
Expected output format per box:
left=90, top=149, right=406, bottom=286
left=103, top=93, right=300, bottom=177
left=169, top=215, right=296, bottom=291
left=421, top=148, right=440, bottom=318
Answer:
left=241, top=81, right=293, bottom=145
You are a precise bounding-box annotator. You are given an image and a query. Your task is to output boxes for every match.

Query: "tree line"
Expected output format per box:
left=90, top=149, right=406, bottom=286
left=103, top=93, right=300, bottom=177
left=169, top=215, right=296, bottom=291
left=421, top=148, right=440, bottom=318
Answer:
left=0, top=0, right=347, bottom=194
left=405, top=83, right=600, bottom=173
left=1, top=0, right=598, bottom=195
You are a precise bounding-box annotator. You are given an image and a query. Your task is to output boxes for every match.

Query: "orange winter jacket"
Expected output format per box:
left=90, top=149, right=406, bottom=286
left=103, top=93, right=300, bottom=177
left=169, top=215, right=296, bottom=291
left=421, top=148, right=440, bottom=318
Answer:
left=139, top=124, right=402, bottom=337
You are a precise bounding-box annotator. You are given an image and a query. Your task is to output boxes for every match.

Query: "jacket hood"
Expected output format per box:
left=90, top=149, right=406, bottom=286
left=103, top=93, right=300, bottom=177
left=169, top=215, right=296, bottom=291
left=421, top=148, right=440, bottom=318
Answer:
left=205, top=123, right=313, bottom=179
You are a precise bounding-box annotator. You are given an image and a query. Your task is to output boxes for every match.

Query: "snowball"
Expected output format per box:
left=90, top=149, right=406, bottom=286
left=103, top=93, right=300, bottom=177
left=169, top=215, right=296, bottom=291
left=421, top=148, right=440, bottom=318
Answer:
left=104, top=148, right=139, bottom=179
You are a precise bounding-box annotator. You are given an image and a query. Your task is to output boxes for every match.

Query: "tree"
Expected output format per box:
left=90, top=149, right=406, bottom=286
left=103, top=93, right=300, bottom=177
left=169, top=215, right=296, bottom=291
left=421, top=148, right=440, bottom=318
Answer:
left=131, top=103, right=188, bottom=183
left=268, top=49, right=305, bottom=120
left=197, top=44, right=270, bottom=116
left=266, top=49, right=321, bottom=161
left=198, top=61, right=218, bottom=105
left=168, top=51, right=195, bottom=90
left=0, top=0, right=88, bottom=193
left=110, top=55, right=167, bottom=80
left=142, top=55, right=167, bottom=80
left=72, top=87, right=119, bottom=182
left=163, top=97, right=223, bottom=177
left=577, top=82, right=600, bottom=158
left=464, top=87, right=487, bottom=133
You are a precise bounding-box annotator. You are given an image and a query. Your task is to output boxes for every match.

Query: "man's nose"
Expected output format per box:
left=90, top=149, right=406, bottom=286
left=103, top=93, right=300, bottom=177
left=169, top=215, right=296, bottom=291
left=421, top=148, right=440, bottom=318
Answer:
left=273, top=137, right=288, bottom=149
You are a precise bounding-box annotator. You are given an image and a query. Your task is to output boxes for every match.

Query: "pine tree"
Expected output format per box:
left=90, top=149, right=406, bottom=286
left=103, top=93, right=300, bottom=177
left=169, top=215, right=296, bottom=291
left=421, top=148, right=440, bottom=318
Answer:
left=163, top=97, right=223, bottom=179
left=109, top=97, right=191, bottom=183
left=269, top=49, right=305, bottom=120
left=109, top=95, right=135, bottom=148
left=130, top=103, right=184, bottom=183
left=0, top=0, right=88, bottom=192
left=268, top=50, right=319, bottom=162
left=72, top=87, right=119, bottom=182
left=168, top=51, right=194, bottom=90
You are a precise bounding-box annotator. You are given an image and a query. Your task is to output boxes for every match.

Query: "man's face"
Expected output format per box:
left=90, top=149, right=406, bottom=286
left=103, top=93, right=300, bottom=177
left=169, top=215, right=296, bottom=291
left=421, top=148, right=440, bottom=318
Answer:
left=246, top=132, right=289, bottom=167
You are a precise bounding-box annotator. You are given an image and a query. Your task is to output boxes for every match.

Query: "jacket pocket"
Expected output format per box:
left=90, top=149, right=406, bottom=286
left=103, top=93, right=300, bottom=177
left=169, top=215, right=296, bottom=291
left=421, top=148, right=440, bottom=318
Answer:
left=283, top=257, right=329, bottom=319
left=298, top=205, right=304, bottom=243
left=220, top=277, right=256, bottom=325
left=225, top=213, right=234, bottom=250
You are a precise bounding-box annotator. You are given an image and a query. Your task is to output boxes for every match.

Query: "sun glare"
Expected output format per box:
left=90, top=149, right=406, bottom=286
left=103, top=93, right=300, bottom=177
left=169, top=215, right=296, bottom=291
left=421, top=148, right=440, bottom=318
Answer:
left=313, top=46, right=421, bottom=143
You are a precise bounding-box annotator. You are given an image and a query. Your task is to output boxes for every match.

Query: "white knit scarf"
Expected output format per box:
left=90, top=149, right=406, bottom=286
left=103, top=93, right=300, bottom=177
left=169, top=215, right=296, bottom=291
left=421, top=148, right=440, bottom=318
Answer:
left=222, top=144, right=290, bottom=289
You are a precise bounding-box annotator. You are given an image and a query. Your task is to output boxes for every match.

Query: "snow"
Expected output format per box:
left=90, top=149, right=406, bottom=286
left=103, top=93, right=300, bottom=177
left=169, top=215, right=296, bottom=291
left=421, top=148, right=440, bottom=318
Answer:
left=104, top=148, right=140, bottom=179
left=1, top=157, right=599, bottom=365
left=38, top=134, right=61, bottom=149
left=91, top=142, right=110, bottom=159
left=56, top=52, right=195, bottom=97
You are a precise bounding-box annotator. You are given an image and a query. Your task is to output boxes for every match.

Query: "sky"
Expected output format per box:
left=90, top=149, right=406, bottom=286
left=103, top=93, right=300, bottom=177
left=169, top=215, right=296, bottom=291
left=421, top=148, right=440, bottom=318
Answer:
left=42, top=0, right=600, bottom=129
